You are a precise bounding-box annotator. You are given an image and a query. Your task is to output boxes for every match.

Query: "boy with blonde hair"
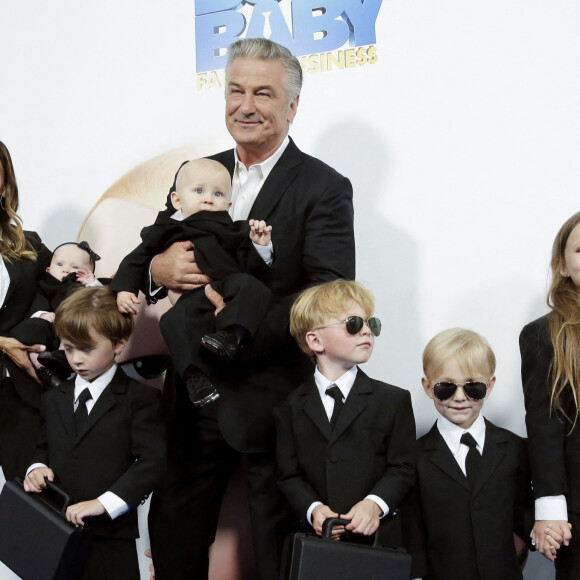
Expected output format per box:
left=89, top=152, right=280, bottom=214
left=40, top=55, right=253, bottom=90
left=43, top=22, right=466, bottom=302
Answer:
left=405, top=328, right=542, bottom=580
left=275, top=279, right=416, bottom=544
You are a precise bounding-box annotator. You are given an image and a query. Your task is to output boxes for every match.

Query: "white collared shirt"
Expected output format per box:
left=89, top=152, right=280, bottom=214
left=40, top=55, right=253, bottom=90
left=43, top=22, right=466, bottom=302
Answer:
left=436, top=413, right=486, bottom=477
left=230, top=136, right=290, bottom=221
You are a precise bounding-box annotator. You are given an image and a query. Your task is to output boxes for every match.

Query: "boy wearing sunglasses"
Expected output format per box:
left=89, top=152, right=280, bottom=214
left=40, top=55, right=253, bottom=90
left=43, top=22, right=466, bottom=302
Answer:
left=404, top=327, right=544, bottom=580
left=274, top=279, right=416, bottom=546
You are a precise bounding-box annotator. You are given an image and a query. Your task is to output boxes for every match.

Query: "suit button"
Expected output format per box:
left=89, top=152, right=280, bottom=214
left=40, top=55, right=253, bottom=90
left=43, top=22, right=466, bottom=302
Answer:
left=473, top=501, right=480, bottom=510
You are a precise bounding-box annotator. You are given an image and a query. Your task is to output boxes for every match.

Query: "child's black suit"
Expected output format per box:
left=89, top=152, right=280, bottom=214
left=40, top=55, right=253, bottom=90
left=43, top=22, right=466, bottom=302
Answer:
left=110, top=210, right=272, bottom=379
left=403, top=419, right=533, bottom=580
left=30, top=367, right=166, bottom=540
left=274, top=368, right=416, bottom=541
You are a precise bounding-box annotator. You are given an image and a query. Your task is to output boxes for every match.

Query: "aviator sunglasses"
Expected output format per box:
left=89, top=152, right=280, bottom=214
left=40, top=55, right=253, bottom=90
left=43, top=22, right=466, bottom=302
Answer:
left=314, top=316, right=382, bottom=337
left=431, top=380, right=489, bottom=401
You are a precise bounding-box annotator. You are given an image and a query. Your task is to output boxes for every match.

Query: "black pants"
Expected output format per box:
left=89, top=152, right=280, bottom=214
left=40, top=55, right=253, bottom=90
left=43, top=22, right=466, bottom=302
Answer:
left=0, top=377, right=41, bottom=481
left=148, top=406, right=294, bottom=580
left=81, top=537, right=140, bottom=580
left=556, top=511, right=580, bottom=580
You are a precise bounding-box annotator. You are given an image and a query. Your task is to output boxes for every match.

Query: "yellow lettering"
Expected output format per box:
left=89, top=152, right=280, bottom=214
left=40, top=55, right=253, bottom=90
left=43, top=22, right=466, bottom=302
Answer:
left=196, top=73, right=207, bottom=91
left=356, top=47, right=368, bottom=66
left=345, top=48, right=356, bottom=68
left=206, top=71, right=222, bottom=89
left=327, top=51, right=344, bottom=70
left=367, top=45, right=378, bottom=65
left=307, top=54, right=320, bottom=74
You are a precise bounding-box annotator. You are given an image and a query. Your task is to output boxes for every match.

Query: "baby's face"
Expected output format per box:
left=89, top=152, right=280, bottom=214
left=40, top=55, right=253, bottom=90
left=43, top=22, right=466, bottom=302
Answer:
left=171, top=160, right=232, bottom=218
left=48, top=244, right=92, bottom=281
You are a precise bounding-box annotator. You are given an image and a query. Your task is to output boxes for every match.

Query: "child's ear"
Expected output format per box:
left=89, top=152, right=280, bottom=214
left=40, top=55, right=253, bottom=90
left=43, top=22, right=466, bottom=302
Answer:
left=422, top=377, right=435, bottom=399
left=560, top=259, right=570, bottom=278
left=170, top=191, right=181, bottom=211
left=113, top=337, right=128, bottom=356
left=305, top=330, right=324, bottom=355
left=485, top=376, right=496, bottom=397
left=227, top=200, right=232, bottom=209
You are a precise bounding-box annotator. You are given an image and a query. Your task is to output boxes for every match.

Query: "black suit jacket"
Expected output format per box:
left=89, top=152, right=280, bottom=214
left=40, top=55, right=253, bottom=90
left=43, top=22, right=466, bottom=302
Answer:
left=520, top=314, right=580, bottom=515
left=402, top=420, right=533, bottom=580
left=31, top=367, right=166, bottom=539
left=274, top=369, right=416, bottom=525
left=0, top=231, right=52, bottom=407
left=166, top=138, right=355, bottom=454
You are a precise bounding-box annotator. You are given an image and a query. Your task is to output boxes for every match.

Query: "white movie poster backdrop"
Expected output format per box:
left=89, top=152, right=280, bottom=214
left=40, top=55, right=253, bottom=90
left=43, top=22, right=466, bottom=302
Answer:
left=1, top=1, right=579, bottom=578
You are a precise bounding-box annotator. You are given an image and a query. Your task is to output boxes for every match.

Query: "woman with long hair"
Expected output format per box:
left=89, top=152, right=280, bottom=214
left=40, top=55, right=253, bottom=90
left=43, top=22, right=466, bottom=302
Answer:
left=520, top=211, right=580, bottom=578
left=0, top=141, right=51, bottom=480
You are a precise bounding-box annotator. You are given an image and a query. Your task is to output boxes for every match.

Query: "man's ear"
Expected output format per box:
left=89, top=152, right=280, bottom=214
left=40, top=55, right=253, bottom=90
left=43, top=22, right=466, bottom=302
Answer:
left=287, top=95, right=299, bottom=124
left=114, top=337, right=128, bottom=356
left=305, top=330, right=324, bottom=355
left=170, top=191, right=181, bottom=211
left=422, top=377, right=435, bottom=399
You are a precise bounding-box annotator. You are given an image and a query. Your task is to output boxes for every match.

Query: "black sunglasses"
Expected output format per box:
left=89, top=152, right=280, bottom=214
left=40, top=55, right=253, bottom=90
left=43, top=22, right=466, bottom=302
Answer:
left=432, top=381, right=488, bottom=401
left=314, top=316, right=381, bottom=337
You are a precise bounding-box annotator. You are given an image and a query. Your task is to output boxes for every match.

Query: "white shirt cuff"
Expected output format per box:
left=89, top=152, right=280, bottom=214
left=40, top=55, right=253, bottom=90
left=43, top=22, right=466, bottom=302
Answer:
left=253, top=241, right=274, bottom=267
left=31, top=311, right=49, bottom=319
left=98, top=491, right=130, bottom=520
left=365, top=494, right=389, bottom=518
left=26, top=463, right=47, bottom=476
left=535, top=495, right=568, bottom=521
left=86, top=279, right=102, bottom=287
left=148, top=256, right=164, bottom=296
left=307, top=501, right=323, bottom=527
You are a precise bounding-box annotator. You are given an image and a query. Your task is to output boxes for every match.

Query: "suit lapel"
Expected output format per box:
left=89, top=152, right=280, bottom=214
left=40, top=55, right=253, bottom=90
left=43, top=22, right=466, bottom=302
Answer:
left=300, top=377, right=332, bottom=441
left=247, top=138, right=302, bottom=219
left=473, top=419, right=507, bottom=493
left=330, top=369, right=372, bottom=443
left=424, top=424, right=471, bottom=492
left=56, top=382, right=77, bottom=443
left=76, top=368, right=128, bottom=442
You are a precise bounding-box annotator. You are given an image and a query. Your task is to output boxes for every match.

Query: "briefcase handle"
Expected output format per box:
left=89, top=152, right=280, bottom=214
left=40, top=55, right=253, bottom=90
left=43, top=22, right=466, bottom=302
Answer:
left=321, top=517, right=382, bottom=547
left=15, top=477, right=72, bottom=517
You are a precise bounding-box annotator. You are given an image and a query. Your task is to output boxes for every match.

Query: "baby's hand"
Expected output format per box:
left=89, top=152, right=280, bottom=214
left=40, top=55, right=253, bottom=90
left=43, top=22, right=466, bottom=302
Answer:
left=117, top=291, right=141, bottom=314
left=39, top=312, right=55, bottom=323
left=341, top=499, right=382, bottom=536
left=24, top=467, right=54, bottom=493
left=249, top=219, right=272, bottom=246
left=76, top=266, right=96, bottom=286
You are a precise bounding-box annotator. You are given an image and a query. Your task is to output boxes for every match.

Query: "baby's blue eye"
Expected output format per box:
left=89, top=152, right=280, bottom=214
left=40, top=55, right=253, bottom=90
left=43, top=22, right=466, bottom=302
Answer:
left=215, top=191, right=224, bottom=198
left=195, top=188, right=204, bottom=195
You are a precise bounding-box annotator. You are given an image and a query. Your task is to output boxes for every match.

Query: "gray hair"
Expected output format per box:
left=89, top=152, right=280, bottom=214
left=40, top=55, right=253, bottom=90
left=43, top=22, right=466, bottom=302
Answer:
left=225, top=38, right=302, bottom=105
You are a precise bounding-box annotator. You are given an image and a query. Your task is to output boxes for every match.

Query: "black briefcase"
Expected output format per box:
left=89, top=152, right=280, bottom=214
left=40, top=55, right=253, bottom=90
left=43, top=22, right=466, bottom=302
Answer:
left=283, top=517, right=411, bottom=580
left=0, top=478, right=94, bottom=579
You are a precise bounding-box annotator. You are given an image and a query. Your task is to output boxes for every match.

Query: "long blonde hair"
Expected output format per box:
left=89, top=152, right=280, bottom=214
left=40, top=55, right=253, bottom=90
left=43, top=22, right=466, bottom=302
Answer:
left=0, top=142, right=37, bottom=262
left=548, top=211, right=580, bottom=423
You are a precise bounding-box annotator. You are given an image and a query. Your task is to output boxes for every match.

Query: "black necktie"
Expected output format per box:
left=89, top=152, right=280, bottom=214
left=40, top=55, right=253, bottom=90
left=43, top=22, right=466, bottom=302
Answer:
left=326, top=385, right=344, bottom=429
left=461, top=432, right=481, bottom=486
left=75, top=388, right=92, bottom=434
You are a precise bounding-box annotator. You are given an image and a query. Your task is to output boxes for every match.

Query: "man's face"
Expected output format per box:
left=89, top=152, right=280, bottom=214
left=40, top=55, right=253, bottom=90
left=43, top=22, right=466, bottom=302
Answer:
left=225, top=56, right=298, bottom=163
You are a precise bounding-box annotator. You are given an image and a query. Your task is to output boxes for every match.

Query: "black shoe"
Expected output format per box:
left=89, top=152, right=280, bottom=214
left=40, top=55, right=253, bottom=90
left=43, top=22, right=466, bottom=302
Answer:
left=185, top=372, right=219, bottom=408
left=37, top=349, right=73, bottom=380
left=36, top=366, right=64, bottom=389
left=201, top=331, right=240, bottom=362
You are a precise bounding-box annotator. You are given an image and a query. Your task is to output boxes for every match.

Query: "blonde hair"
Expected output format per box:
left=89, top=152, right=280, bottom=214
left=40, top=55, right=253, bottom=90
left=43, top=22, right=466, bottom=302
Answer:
left=423, top=328, right=496, bottom=380
left=0, top=141, right=37, bottom=262
left=290, top=280, right=373, bottom=359
left=547, top=211, right=580, bottom=424
left=54, top=286, right=134, bottom=345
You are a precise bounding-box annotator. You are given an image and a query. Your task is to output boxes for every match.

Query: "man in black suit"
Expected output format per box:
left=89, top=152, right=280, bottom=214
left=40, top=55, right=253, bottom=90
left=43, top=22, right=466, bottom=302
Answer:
left=147, top=38, right=355, bottom=579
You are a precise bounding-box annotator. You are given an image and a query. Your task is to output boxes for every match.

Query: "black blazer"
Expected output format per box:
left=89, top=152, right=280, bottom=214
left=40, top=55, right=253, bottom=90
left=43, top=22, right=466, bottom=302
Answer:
left=0, top=231, right=52, bottom=407
left=403, top=420, right=533, bottom=580
left=520, top=314, right=580, bottom=515
left=31, top=367, right=166, bottom=539
left=274, top=369, right=417, bottom=524
left=166, top=138, right=356, bottom=454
